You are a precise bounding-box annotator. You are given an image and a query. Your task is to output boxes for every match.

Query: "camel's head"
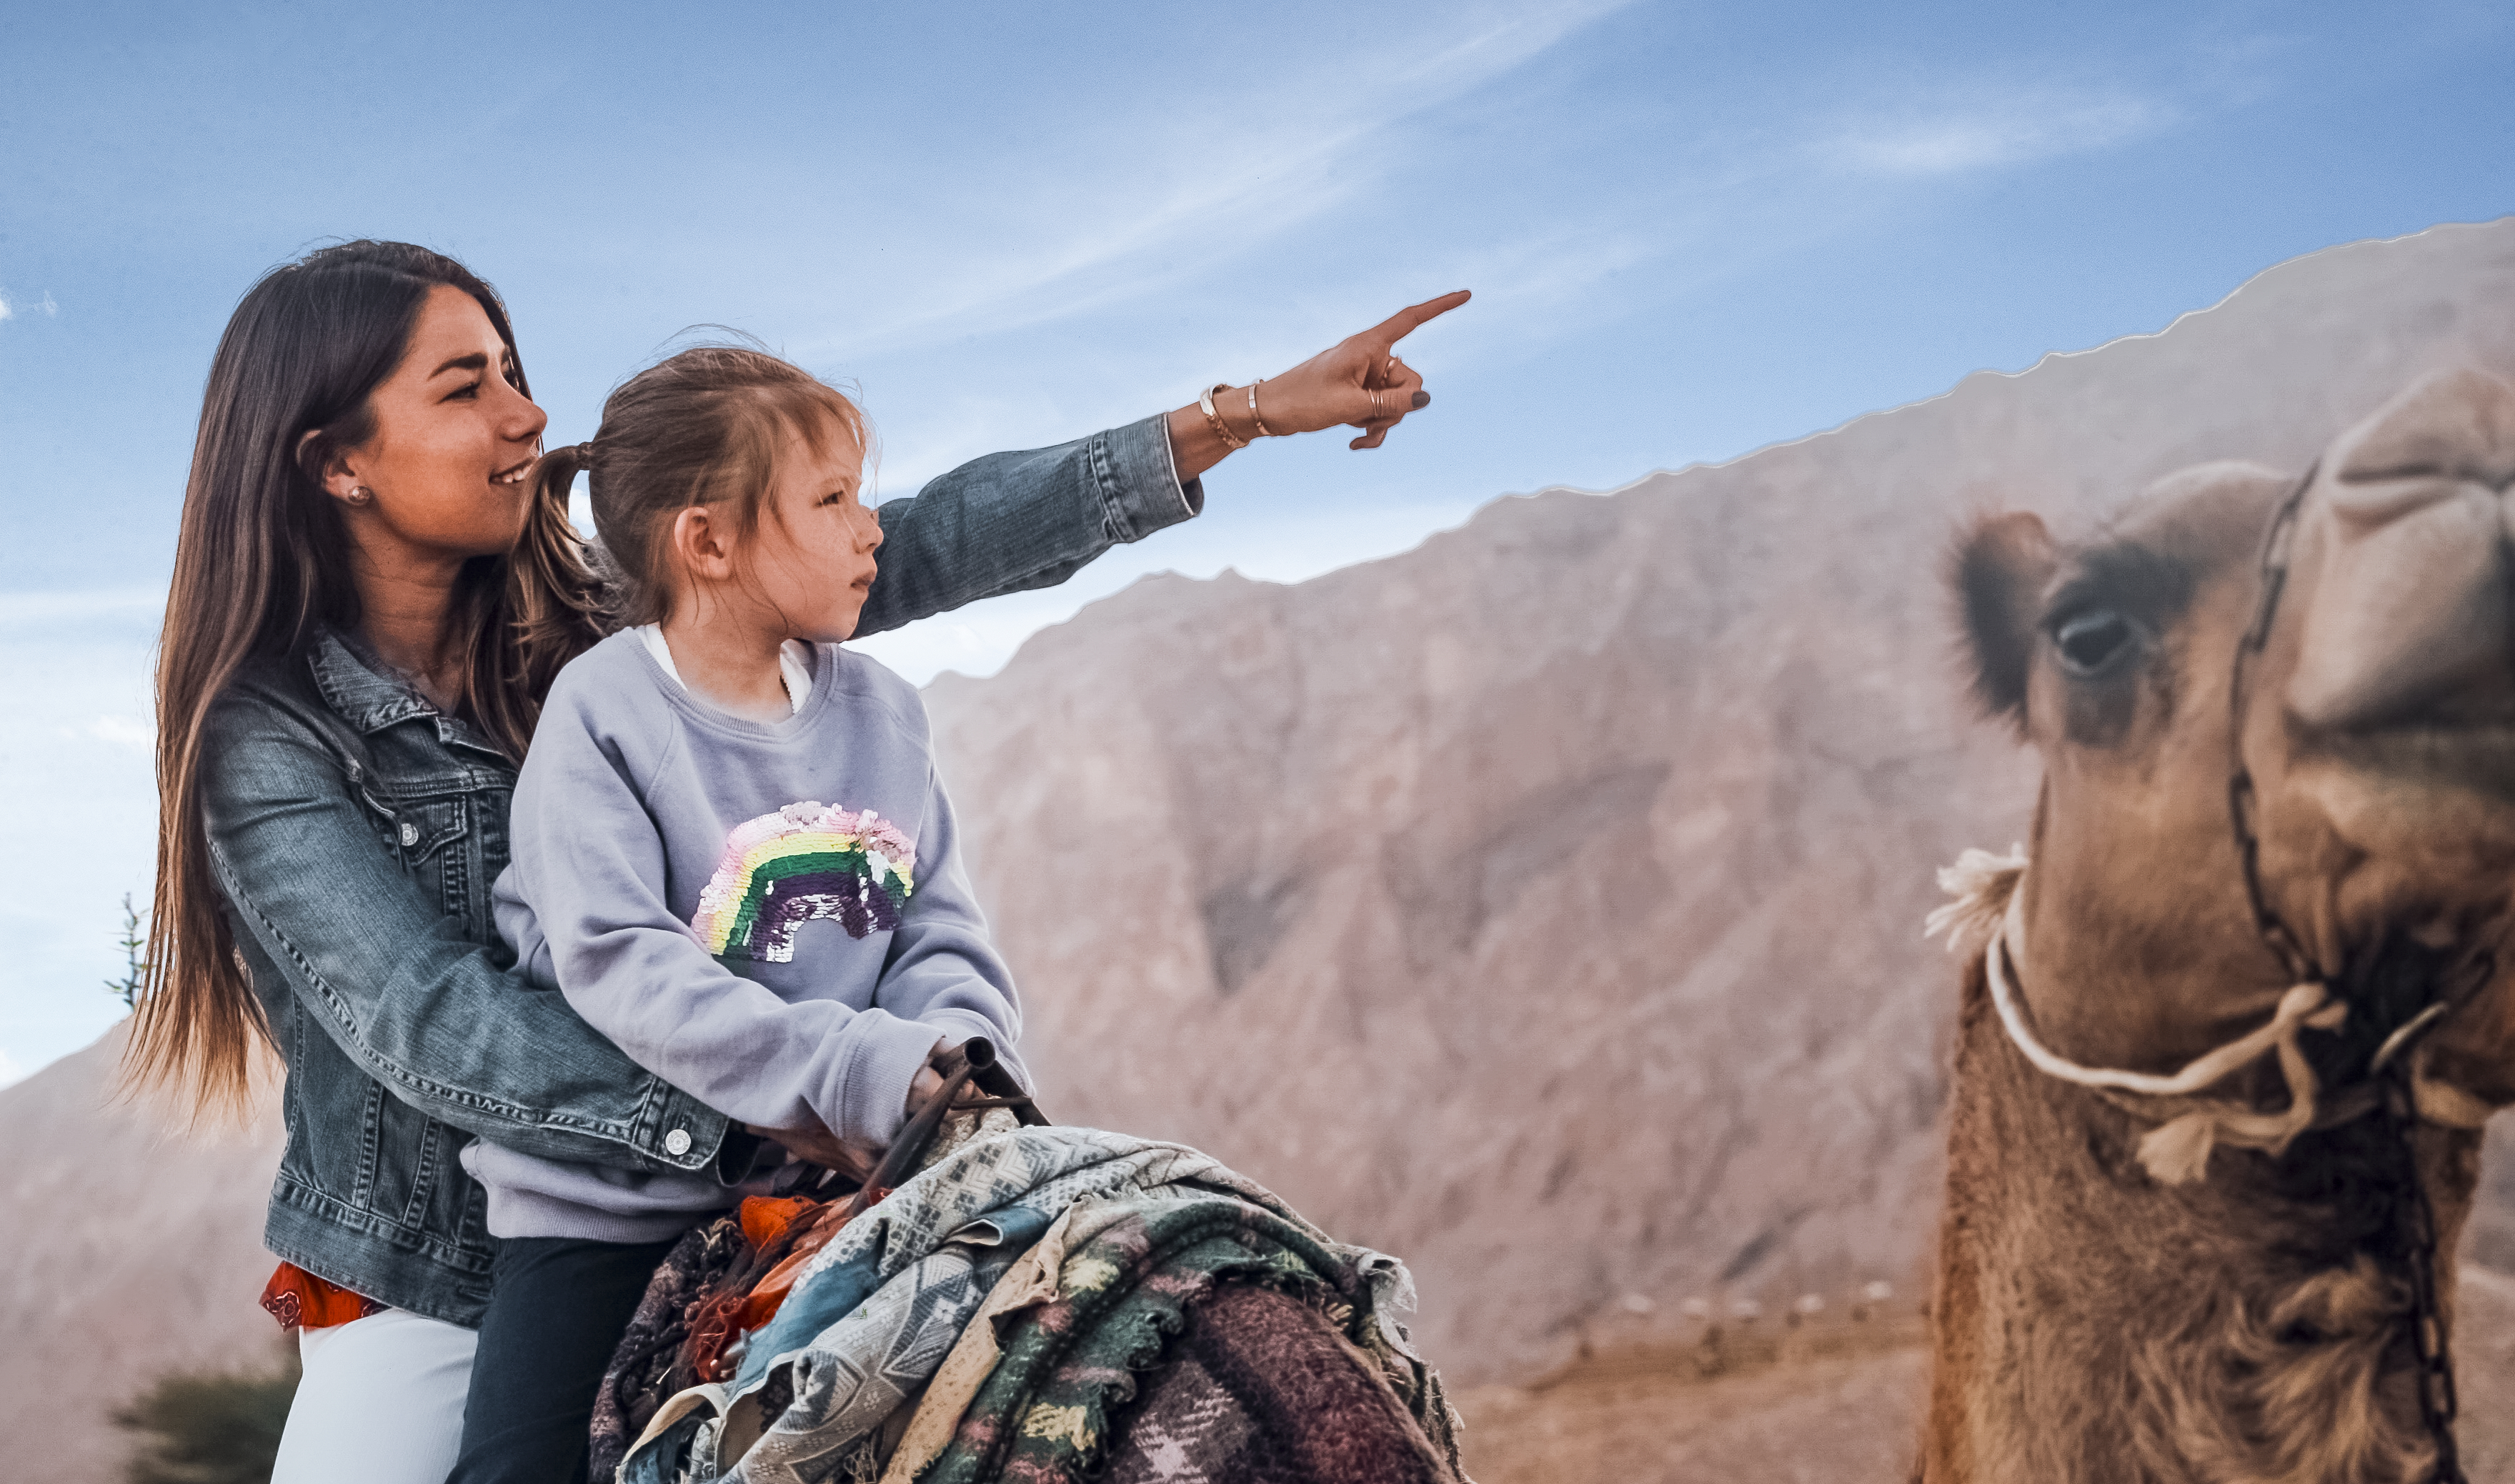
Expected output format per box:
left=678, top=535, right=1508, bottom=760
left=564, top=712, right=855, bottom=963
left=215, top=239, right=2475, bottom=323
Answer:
left=1955, top=366, right=2515, bottom=1109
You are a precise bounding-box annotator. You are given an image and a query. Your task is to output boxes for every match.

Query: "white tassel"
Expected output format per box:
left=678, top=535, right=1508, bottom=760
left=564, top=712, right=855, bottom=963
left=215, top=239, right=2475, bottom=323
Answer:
left=2137, top=1113, right=2221, bottom=1185
left=1924, top=845, right=2028, bottom=953
left=2414, top=1070, right=2495, bottom=1130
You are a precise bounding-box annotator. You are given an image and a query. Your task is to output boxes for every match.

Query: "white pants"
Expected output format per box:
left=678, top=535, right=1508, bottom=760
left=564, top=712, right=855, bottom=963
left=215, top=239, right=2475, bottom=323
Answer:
left=269, top=1309, right=477, bottom=1484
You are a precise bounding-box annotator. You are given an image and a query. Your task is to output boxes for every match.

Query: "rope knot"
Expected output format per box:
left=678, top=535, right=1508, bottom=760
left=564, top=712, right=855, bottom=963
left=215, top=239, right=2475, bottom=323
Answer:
left=1931, top=847, right=2369, bottom=1185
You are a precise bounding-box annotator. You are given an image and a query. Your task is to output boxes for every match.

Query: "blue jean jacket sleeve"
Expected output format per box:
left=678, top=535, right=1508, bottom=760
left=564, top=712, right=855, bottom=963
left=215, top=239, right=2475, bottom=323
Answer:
left=200, top=677, right=727, bottom=1174
left=855, top=413, right=1201, bottom=637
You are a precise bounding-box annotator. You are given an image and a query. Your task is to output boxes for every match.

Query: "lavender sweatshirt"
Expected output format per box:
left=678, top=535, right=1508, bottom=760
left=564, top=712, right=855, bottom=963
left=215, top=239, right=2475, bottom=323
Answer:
left=459, top=629, right=1025, bottom=1241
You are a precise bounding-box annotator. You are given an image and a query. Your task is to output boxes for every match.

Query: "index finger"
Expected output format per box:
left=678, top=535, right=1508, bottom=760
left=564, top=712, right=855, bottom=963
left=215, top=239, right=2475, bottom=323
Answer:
left=1366, top=289, right=1472, bottom=347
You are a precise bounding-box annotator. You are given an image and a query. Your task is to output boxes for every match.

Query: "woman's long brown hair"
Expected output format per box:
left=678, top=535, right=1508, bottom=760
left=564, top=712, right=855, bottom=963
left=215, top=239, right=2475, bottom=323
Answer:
left=129, top=241, right=607, bottom=1118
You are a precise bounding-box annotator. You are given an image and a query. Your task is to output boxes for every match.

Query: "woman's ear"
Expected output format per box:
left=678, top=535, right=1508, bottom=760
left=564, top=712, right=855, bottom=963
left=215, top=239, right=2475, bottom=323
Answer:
left=296, top=429, right=367, bottom=507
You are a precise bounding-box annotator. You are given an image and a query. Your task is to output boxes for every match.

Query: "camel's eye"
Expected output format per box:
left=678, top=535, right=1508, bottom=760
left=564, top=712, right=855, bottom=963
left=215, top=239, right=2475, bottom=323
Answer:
left=2053, top=608, right=2136, bottom=676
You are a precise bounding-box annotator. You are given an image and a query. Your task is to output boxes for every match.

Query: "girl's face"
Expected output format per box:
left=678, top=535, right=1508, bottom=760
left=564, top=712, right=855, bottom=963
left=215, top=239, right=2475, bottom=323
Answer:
left=329, top=284, right=548, bottom=562
left=748, top=416, right=882, bottom=642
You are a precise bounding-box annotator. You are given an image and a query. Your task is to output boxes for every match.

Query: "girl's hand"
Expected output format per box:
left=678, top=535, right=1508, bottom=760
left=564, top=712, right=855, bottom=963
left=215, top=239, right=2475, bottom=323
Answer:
left=747, top=1042, right=952, bottom=1185
left=747, top=1120, right=880, bottom=1183
left=1165, top=290, right=1471, bottom=477
left=904, top=1062, right=949, bottom=1117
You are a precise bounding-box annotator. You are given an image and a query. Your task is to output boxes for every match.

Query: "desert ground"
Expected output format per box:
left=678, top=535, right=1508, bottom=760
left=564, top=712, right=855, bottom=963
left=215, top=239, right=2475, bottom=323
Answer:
left=1455, top=1268, right=2515, bottom=1483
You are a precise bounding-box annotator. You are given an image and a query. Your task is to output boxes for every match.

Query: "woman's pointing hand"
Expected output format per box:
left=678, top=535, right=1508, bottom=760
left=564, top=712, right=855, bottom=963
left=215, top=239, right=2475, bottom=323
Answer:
left=1165, top=289, right=1470, bottom=478
left=1266, top=289, right=1471, bottom=449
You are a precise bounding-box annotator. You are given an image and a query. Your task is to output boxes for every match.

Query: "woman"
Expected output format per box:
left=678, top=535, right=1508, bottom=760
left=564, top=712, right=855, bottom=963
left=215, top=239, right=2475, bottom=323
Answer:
left=130, top=239, right=1461, bottom=1482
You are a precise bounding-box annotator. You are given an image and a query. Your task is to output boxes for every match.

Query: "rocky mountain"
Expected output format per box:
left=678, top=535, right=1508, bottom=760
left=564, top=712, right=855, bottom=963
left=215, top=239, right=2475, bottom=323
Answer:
left=6, top=217, right=2515, bottom=1478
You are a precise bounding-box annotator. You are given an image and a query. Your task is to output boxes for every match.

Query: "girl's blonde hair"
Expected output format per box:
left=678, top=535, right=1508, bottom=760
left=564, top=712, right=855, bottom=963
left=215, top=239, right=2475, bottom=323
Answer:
left=526, top=346, right=870, bottom=625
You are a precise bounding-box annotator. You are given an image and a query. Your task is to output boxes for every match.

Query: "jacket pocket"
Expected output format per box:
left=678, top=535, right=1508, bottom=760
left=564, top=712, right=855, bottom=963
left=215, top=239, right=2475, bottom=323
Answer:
left=355, top=788, right=468, bottom=866
left=354, top=788, right=474, bottom=925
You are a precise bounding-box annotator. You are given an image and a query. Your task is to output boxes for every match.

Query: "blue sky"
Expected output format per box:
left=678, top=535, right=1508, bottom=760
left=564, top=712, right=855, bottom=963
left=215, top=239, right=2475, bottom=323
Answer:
left=2, top=0, right=2511, bottom=1081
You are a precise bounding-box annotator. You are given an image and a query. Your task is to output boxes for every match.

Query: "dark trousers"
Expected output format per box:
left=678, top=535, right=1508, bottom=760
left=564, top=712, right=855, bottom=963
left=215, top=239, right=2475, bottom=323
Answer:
left=444, top=1235, right=679, bottom=1484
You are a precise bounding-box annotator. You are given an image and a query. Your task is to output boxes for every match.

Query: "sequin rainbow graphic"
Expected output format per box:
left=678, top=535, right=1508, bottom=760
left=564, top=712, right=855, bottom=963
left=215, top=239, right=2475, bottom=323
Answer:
left=691, top=802, right=918, bottom=962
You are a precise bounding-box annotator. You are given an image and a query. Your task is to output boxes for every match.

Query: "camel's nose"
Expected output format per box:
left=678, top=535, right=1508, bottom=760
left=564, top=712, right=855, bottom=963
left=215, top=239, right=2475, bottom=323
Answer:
left=2286, top=367, right=2515, bottom=732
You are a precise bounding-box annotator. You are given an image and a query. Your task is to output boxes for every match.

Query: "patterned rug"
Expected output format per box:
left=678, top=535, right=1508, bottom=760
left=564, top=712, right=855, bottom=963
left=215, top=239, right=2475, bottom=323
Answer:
left=608, top=1128, right=1464, bottom=1484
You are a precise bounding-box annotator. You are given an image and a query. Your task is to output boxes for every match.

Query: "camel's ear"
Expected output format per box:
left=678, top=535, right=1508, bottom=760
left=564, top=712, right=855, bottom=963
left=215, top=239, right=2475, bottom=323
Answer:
left=1950, top=512, right=2057, bottom=724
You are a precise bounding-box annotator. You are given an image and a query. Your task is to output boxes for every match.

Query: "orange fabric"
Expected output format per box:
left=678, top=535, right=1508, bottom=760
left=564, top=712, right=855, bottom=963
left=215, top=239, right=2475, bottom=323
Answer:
left=732, top=1186, right=887, bottom=1335
left=684, top=1190, right=891, bottom=1381
left=738, top=1195, right=817, bottom=1252
left=259, top=1262, right=385, bottom=1330
left=687, top=1199, right=836, bottom=1383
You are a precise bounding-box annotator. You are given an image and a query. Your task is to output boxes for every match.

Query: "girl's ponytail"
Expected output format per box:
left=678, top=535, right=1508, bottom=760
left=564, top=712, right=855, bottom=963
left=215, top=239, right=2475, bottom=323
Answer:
left=467, top=443, right=609, bottom=760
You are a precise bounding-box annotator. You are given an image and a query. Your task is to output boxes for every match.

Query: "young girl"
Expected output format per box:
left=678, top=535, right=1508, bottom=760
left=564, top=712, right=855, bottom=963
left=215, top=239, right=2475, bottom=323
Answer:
left=447, top=347, right=1017, bottom=1483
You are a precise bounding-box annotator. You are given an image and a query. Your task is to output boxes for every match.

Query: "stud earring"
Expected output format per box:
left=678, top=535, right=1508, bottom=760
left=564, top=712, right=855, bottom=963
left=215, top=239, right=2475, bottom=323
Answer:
left=346, top=486, right=373, bottom=505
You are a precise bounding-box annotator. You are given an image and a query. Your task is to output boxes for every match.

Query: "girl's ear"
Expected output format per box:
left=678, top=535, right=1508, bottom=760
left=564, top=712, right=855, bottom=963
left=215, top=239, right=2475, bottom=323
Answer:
left=668, top=505, right=737, bottom=582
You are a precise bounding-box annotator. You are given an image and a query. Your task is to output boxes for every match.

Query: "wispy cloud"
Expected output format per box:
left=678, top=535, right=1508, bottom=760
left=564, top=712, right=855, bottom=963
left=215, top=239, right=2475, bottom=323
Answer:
left=1828, top=88, right=2177, bottom=177
left=806, top=1, right=1639, bottom=359
left=0, top=288, right=61, bottom=323
left=1443, top=226, right=1660, bottom=319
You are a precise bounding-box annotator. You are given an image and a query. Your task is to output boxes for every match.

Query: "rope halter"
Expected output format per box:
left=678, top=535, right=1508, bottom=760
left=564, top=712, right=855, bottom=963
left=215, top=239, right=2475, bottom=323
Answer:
left=1926, top=846, right=2492, bottom=1185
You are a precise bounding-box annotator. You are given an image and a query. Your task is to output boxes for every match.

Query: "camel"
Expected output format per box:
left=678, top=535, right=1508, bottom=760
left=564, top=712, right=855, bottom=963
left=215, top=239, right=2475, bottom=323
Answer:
left=1923, top=366, right=2515, bottom=1483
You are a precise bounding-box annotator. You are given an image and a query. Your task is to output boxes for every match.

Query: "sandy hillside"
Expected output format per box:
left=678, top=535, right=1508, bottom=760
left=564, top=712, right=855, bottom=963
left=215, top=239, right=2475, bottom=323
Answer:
left=0, top=1026, right=289, bottom=1477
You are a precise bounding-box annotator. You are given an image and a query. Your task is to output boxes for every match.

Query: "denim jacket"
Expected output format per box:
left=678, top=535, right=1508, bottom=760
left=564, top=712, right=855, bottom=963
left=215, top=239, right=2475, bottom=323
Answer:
left=199, top=416, right=1197, bottom=1327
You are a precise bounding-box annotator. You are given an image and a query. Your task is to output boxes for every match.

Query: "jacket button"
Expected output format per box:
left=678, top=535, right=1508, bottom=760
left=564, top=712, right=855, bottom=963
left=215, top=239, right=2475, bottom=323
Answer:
left=398, top=822, right=419, bottom=847
left=664, top=1128, right=692, bottom=1156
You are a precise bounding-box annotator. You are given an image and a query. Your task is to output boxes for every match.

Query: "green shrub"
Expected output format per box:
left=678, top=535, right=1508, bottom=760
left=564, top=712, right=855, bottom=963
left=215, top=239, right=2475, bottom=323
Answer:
left=112, top=1350, right=300, bottom=1484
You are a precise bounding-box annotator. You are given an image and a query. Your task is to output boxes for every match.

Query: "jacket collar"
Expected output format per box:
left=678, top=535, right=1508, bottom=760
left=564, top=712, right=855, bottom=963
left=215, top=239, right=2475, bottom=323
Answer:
left=305, top=628, right=512, bottom=760
left=308, top=629, right=433, bottom=734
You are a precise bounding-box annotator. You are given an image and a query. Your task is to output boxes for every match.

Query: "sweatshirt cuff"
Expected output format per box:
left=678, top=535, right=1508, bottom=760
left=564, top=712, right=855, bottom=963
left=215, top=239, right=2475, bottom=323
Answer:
left=833, top=1010, right=948, bottom=1147
left=1095, top=414, right=1203, bottom=544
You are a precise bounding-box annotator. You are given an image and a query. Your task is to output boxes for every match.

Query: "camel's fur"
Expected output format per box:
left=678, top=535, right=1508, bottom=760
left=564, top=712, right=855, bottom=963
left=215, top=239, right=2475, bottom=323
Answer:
left=1928, top=946, right=2483, bottom=1483
left=1922, top=370, right=2515, bottom=1481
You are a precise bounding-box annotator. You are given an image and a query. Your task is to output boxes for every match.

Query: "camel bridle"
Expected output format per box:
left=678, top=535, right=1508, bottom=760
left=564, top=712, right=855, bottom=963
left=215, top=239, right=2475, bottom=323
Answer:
left=2223, top=459, right=2476, bottom=1484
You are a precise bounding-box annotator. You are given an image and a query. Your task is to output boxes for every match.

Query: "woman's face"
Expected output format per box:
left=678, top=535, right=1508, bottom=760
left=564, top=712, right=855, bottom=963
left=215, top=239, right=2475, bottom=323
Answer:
left=327, top=284, right=548, bottom=563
